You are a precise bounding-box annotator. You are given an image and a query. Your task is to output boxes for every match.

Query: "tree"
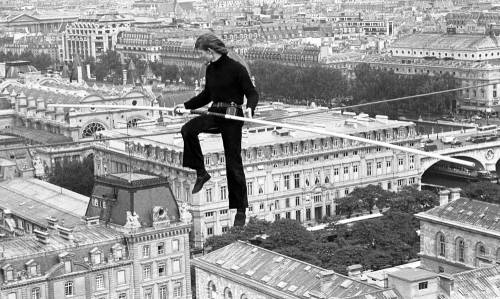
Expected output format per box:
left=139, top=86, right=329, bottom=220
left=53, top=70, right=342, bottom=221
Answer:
left=336, top=195, right=363, bottom=218
left=462, top=181, right=500, bottom=203
left=387, top=185, right=438, bottom=214
left=48, top=155, right=94, bottom=196
left=348, top=184, right=393, bottom=213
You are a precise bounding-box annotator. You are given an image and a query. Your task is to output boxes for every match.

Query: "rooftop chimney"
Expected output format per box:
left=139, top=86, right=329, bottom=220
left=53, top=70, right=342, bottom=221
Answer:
left=449, top=188, right=461, bottom=202
left=439, top=190, right=451, bottom=206
left=47, top=216, right=58, bottom=229
left=85, top=216, right=100, bottom=227
left=33, top=229, right=49, bottom=244
left=58, top=225, right=73, bottom=241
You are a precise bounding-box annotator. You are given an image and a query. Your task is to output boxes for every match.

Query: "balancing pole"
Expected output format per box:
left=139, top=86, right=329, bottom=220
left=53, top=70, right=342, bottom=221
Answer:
left=48, top=104, right=476, bottom=168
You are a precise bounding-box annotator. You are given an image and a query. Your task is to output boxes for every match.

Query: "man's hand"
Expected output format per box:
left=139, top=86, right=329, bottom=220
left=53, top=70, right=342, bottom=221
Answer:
left=244, top=107, right=253, bottom=119
left=174, top=104, right=187, bottom=115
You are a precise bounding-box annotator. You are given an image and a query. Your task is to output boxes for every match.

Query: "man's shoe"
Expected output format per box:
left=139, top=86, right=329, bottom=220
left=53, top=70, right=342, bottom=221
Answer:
left=233, top=211, right=246, bottom=227
left=192, top=172, right=211, bottom=194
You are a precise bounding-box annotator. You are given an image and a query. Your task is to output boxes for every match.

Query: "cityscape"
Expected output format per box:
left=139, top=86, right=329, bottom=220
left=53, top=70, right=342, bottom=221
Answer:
left=2, top=0, right=500, bottom=298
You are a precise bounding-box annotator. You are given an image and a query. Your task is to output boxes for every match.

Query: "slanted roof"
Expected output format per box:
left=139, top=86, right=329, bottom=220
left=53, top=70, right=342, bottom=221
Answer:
left=452, top=265, right=500, bottom=299
left=194, top=241, right=386, bottom=298
left=391, top=33, right=500, bottom=51
left=416, top=198, right=500, bottom=234
left=0, top=178, right=89, bottom=228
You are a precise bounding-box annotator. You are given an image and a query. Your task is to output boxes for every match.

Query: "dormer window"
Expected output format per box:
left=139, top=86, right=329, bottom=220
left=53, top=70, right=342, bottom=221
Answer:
left=90, top=247, right=102, bottom=265
left=2, top=264, right=14, bottom=282
left=25, top=260, right=39, bottom=277
left=112, top=243, right=124, bottom=261
left=59, top=252, right=74, bottom=273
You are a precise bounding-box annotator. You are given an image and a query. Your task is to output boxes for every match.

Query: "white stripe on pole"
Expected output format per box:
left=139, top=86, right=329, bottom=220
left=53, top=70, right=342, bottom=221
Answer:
left=48, top=104, right=476, bottom=167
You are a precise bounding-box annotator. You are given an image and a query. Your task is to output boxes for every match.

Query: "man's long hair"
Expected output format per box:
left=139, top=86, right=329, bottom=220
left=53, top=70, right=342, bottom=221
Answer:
left=194, top=33, right=228, bottom=55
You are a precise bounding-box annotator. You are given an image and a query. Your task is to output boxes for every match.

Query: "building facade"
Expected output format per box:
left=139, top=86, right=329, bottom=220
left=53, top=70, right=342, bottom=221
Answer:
left=62, top=12, right=132, bottom=61
left=93, top=107, right=423, bottom=247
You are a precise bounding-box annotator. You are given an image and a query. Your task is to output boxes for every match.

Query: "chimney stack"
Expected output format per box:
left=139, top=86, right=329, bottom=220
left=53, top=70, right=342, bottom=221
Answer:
left=449, top=188, right=461, bottom=202
left=47, top=216, right=58, bottom=229
left=58, top=225, right=73, bottom=241
left=439, top=190, right=450, bottom=206
left=33, top=229, right=49, bottom=244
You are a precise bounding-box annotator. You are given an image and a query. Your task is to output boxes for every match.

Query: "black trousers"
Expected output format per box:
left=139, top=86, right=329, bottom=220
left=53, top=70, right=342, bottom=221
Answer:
left=180, top=108, right=248, bottom=209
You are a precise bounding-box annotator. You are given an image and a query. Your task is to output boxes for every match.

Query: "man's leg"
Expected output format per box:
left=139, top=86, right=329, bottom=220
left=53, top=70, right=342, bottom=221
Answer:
left=221, top=121, right=248, bottom=226
left=181, top=115, right=218, bottom=193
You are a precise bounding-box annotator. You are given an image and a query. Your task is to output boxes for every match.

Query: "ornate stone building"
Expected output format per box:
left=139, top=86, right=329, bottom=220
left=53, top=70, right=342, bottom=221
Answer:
left=62, top=12, right=132, bottom=61
left=0, top=169, right=192, bottom=299
left=0, top=78, right=161, bottom=175
left=416, top=189, right=500, bottom=274
left=93, top=107, right=422, bottom=247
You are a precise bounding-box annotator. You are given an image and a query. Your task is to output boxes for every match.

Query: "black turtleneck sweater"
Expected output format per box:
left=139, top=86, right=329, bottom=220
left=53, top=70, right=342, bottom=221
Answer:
left=183, top=54, right=259, bottom=112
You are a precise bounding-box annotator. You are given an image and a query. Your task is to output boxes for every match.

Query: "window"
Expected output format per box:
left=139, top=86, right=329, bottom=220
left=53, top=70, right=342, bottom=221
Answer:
left=142, top=245, right=150, bottom=258
left=64, top=281, right=74, bottom=296
left=285, top=198, right=290, bottom=208
left=296, top=210, right=301, bottom=222
left=29, top=264, right=37, bottom=276
left=64, top=260, right=72, bottom=273
left=205, top=211, right=214, bottom=218
left=31, top=288, right=40, bottom=299
left=220, top=186, right=227, bottom=200
left=478, top=244, right=487, bottom=256
left=224, top=287, right=233, bottom=299
left=5, top=268, right=13, bottom=281
left=295, top=196, right=300, bottom=206
left=219, top=209, right=228, bottom=215
left=283, top=175, right=290, bottom=190
left=418, top=281, right=428, bottom=290
left=158, top=262, right=166, bottom=276
left=206, top=188, right=213, bottom=202
left=172, top=258, right=181, bottom=273
left=172, top=239, right=180, bottom=251
left=143, top=264, right=151, bottom=280
left=353, top=165, right=358, bottom=173
left=306, top=208, right=311, bottom=221
left=96, top=274, right=104, bottom=290
left=157, top=242, right=165, bottom=255
left=457, top=238, right=465, bottom=262
left=366, top=162, right=372, bottom=176
left=222, top=226, right=229, bottom=233
left=438, top=233, right=446, bottom=257
left=294, top=173, right=300, bottom=188
left=173, top=280, right=183, bottom=297
left=144, top=288, right=153, bottom=299
left=159, top=286, right=168, bottom=299
left=246, top=182, right=253, bottom=196
left=207, top=227, right=213, bottom=236
left=117, top=270, right=126, bottom=285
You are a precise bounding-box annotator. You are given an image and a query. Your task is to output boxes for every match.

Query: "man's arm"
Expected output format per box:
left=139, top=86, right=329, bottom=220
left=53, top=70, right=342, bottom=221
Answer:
left=239, top=66, right=259, bottom=114
left=183, top=88, right=211, bottom=110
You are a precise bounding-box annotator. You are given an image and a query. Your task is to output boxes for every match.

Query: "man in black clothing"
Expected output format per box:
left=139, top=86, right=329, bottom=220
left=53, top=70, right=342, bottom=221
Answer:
left=175, top=33, right=259, bottom=227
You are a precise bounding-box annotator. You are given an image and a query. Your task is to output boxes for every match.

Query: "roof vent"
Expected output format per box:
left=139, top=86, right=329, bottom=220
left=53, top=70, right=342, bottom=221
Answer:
left=47, top=216, right=58, bottom=229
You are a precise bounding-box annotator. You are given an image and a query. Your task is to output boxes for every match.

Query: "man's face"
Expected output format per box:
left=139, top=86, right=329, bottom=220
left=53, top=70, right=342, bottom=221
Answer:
left=197, top=49, right=213, bottom=64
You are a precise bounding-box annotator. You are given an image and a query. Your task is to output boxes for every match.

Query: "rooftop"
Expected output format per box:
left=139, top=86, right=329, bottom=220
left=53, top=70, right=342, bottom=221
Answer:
left=0, top=178, right=89, bottom=229
left=451, top=265, right=500, bottom=299
left=194, top=241, right=388, bottom=298
left=0, top=223, right=123, bottom=259
left=416, top=197, right=500, bottom=234
left=390, top=33, right=500, bottom=51
left=387, top=268, right=437, bottom=282
left=102, top=109, right=414, bottom=154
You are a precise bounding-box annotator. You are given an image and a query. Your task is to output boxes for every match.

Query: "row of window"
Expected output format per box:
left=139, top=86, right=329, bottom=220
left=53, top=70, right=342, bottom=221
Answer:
left=141, top=239, right=181, bottom=258
left=142, top=258, right=183, bottom=279
left=393, top=48, right=500, bottom=60
left=435, top=232, right=499, bottom=264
